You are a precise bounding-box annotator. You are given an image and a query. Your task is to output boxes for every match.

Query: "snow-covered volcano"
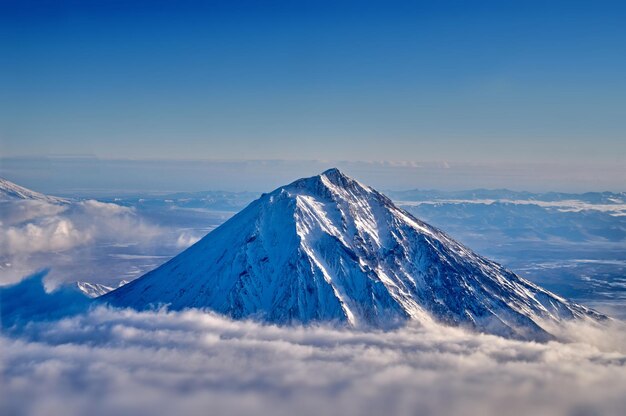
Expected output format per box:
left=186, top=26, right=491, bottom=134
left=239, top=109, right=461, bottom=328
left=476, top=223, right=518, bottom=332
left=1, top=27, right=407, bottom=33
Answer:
left=103, top=169, right=602, bottom=340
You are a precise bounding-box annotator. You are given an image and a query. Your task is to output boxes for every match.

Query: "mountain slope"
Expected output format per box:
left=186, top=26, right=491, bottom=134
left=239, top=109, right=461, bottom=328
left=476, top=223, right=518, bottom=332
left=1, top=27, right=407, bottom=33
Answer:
left=0, top=177, right=69, bottom=204
left=103, top=169, right=603, bottom=340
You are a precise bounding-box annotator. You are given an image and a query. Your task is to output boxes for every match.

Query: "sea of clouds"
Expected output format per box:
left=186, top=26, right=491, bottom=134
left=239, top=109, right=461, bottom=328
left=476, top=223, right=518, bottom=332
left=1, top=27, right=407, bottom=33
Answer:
left=2, top=304, right=626, bottom=416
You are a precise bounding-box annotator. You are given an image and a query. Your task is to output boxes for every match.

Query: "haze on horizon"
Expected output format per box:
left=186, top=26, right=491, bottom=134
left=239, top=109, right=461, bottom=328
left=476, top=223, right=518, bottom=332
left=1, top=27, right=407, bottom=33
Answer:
left=1, top=0, right=625, bottom=192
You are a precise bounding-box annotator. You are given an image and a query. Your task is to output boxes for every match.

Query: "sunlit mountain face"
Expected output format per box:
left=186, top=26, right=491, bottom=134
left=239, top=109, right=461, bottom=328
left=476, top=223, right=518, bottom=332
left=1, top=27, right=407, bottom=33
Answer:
left=102, top=169, right=604, bottom=341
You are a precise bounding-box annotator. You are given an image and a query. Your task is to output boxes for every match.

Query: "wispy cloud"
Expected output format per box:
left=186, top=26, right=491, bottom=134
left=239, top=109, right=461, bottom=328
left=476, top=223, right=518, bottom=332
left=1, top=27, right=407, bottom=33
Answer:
left=175, top=231, right=202, bottom=248
left=2, top=306, right=625, bottom=416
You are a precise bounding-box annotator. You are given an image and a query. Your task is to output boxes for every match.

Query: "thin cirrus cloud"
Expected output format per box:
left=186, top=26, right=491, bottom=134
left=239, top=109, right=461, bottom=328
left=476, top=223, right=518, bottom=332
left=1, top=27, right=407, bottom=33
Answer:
left=1, top=305, right=625, bottom=416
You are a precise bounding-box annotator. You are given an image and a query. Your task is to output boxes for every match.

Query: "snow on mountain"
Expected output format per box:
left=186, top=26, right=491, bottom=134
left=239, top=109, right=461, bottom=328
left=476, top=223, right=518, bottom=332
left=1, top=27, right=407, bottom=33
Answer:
left=103, top=168, right=604, bottom=341
left=75, top=282, right=114, bottom=298
left=0, top=177, right=69, bottom=204
left=75, top=280, right=129, bottom=298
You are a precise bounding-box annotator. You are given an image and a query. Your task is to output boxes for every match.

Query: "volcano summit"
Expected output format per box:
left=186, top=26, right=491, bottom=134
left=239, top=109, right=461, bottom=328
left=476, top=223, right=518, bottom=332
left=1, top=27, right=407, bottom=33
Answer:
left=104, top=169, right=602, bottom=340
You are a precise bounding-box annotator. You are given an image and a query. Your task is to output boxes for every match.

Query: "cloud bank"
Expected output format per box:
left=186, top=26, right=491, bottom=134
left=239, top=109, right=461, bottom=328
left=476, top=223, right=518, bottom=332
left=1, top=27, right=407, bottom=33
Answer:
left=2, top=306, right=625, bottom=416
left=0, top=199, right=165, bottom=285
left=0, top=200, right=160, bottom=256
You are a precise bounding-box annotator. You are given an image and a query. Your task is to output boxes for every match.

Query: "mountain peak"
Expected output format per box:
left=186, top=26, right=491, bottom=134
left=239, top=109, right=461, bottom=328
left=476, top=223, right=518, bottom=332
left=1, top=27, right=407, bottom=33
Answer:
left=321, top=167, right=346, bottom=180
left=279, top=169, right=371, bottom=202
left=104, top=171, right=603, bottom=341
left=319, top=167, right=361, bottom=189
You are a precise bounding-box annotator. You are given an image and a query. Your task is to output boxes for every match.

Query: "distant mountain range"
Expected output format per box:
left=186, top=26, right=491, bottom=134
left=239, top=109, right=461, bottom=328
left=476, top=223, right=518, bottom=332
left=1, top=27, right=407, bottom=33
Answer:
left=386, top=188, right=626, bottom=205
left=74, top=280, right=128, bottom=298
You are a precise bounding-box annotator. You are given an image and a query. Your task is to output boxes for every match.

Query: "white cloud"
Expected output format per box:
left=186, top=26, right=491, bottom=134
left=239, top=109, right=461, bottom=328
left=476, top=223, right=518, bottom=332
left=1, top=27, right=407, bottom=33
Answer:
left=0, top=199, right=166, bottom=285
left=78, top=199, right=135, bottom=216
left=0, top=200, right=68, bottom=225
left=396, top=198, right=626, bottom=216
left=0, top=199, right=158, bottom=257
left=175, top=231, right=201, bottom=248
left=73, top=200, right=162, bottom=243
left=1, top=217, right=91, bottom=255
left=2, top=307, right=625, bottom=416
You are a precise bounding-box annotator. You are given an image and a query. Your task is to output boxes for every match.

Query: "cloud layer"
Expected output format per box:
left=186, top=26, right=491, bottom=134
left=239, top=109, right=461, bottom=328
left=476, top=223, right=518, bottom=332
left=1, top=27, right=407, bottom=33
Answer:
left=0, top=199, right=166, bottom=285
left=2, top=307, right=625, bottom=416
left=0, top=200, right=160, bottom=256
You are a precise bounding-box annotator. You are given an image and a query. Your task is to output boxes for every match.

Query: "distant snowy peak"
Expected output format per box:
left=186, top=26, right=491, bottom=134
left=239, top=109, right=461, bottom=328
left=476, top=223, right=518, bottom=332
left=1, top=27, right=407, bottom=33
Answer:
left=104, top=168, right=604, bottom=341
left=0, top=177, right=69, bottom=204
left=75, top=282, right=114, bottom=298
left=75, top=280, right=129, bottom=298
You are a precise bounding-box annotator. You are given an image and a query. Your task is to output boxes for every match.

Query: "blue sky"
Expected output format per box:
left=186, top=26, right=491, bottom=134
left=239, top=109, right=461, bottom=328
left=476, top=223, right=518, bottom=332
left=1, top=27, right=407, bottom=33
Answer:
left=1, top=0, right=625, bottom=190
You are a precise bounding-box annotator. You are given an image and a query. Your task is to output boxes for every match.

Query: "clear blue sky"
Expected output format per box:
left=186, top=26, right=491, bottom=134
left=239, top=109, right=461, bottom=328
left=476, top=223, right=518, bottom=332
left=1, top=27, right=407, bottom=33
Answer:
left=0, top=0, right=625, bottom=189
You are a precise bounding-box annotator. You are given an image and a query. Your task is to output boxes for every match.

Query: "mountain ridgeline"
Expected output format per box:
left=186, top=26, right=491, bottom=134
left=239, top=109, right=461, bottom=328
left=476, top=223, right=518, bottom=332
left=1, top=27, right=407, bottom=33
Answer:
left=103, top=169, right=603, bottom=341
